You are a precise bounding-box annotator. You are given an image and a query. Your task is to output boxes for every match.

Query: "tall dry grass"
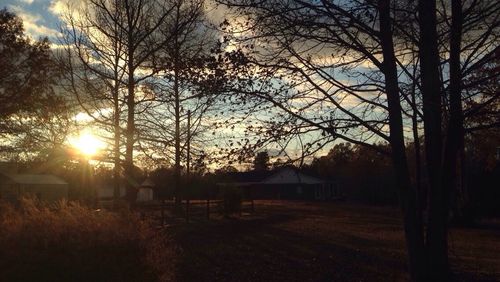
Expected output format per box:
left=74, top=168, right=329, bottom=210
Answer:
left=0, top=198, right=176, bottom=282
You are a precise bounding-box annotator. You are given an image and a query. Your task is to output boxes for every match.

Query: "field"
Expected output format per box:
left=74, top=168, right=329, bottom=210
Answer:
left=170, top=201, right=500, bottom=282
left=1, top=200, right=499, bottom=281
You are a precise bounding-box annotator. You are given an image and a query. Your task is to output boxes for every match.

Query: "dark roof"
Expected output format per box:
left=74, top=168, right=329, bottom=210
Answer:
left=222, top=170, right=274, bottom=183
left=261, top=167, right=326, bottom=184
left=1, top=173, right=68, bottom=185
left=140, top=178, right=155, bottom=188
left=218, top=166, right=334, bottom=185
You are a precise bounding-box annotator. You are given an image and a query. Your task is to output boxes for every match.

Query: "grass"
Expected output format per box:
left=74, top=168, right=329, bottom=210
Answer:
left=0, top=198, right=176, bottom=282
left=170, top=200, right=500, bottom=282
left=1, top=199, right=498, bottom=281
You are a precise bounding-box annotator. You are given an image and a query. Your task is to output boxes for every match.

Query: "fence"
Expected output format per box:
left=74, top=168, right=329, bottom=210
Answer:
left=136, top=198, right=255, bottom=224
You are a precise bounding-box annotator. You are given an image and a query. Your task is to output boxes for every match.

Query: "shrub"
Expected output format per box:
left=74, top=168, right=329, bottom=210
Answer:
left=219, top=186, right=242, bottom=216
left=0, top=198, right=176, bottom=282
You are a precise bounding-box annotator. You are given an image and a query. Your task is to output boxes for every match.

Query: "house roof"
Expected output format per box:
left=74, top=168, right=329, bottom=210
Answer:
left=2, top=173, right=68, bottom=185
left=140, top=178, right=155, bottom=188
left=262, top=167, right=326, bottom=185
left=223, top=170, right=274, bottom=183
left=218, top=167, right=332, bottom=186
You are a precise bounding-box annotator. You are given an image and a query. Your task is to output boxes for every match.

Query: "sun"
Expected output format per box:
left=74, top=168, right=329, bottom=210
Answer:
left=70, top=132, right=105, bottom=158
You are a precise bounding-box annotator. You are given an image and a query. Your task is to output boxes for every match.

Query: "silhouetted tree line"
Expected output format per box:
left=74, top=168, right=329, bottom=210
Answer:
left=303, top=138, right=499, bottom=216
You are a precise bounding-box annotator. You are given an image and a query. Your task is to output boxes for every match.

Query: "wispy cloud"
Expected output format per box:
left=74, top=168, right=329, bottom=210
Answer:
left=8, top=4, right=60, bottom=38
left=17, top=0, right=35, bottom=5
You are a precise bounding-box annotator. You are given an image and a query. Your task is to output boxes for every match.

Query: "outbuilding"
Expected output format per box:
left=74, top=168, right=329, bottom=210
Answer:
left=0, top=172, right=69, bottom=202
left=137, top=178, right=155, bottom=202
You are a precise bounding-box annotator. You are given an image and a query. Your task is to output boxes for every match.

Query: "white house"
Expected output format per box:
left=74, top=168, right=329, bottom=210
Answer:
left=218, top=167, right=342, bottom=201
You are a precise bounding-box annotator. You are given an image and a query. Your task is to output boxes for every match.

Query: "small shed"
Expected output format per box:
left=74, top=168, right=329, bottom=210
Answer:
left=0, top=173, right=69, bottom=202
left=137, top=178, right=155, bottom=202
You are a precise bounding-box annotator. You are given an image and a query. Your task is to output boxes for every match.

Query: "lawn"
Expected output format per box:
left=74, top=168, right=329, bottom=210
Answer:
left=169, top=201, right=500, bottom=282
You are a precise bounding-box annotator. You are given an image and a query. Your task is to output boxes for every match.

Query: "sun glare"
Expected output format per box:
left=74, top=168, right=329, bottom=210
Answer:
left=70, top=132, right=105, bottom=158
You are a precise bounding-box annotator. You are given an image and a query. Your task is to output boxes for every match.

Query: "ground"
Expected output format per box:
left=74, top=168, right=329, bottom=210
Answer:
left=168, top=201, right=500, bottom=282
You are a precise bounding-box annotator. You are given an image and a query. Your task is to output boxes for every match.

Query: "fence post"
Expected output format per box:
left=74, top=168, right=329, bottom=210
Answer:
left=186, top=199, right=190, bottom=223
left=206, top=198, right=210, bottom=220
left=251, top=199, right=254, bottom=213
left=239, top=199, right=242, bottom=217
left=160, top=200, right=165, bottom=225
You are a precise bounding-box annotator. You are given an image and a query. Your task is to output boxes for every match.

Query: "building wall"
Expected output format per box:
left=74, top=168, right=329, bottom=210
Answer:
left=0, top=184, right=68, bottom=202
left=244, top=183, right=340, bottom=201
left=0, top=184, right=19, bottom=202
left=21, top=184, right=68, bottom=202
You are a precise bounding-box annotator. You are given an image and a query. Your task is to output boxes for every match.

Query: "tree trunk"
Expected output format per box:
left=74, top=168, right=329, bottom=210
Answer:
left=444, top=0, right=465, bottom=220
left=378, top=1, right=426, bottom=280
left=173, top=40, right=182, bottom=212
left=125, top=53, right=137, bottom=206
left=418, top=0, right=449, bottom=280
left=113, top=83, right=121, bottom=201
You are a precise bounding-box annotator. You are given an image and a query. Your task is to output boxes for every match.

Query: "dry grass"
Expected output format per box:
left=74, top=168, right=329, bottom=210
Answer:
left=1, top=199, right=498, bottom=281
left=0, top=198, right=176, bottom=282
left=171, top=200, right=500, bottom=282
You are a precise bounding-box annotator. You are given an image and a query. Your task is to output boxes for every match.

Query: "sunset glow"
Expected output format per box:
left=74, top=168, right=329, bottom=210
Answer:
left=70, top=132, right=105, bottom=158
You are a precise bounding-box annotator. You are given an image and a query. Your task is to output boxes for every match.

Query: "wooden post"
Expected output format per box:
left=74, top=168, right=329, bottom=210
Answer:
left=206, top=198, right=210, bottom=220
left=250, top=190, right=255, bottom=213
left=186, top=199, right=190, bottom=223
left=239, top=199, right=242, bottom=217
left=160, top=200, right=165, bottom=225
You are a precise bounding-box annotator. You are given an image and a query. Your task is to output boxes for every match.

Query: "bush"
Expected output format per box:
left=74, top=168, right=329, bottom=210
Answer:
left=219, top=186, right=242, bottom=216
left=0, top=198, right=176, bottom=282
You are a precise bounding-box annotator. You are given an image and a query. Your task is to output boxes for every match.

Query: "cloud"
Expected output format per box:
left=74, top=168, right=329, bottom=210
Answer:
left=49, top=0, right=86, bottom=17
left=48, top=0, right=67, bottom=16
left=8, top=5, right=60, bottom=38
left=17, top=0, right=34, bottom=4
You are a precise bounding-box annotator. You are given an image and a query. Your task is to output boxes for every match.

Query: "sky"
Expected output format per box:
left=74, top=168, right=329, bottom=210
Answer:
left=0, top=0, right=390, bottom=167
left=1, top=0, right=227, bottom=40
left=1, top=0, right=63, bottom=40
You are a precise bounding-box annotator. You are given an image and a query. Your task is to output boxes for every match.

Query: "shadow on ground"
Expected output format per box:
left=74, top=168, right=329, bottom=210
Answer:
left=169, top=201, right=500, bottom=282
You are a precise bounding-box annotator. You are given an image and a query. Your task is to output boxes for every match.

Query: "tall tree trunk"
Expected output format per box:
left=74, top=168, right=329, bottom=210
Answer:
left=113, top=83, right=121, bottom=201
left=172, top=3, right=183, bottom=212
left=125, top=54, right=137, bottom=205
left=411, top=84, right=425, bottom=213
left=443, top=0, right=464, bottom=221
left=173, top=61, right=181, bottom=211
left=418, top=0, right=449, bottom=280
left=409, top=61, right=426, bottom=215
left=378, top=1, right=426, bottom=280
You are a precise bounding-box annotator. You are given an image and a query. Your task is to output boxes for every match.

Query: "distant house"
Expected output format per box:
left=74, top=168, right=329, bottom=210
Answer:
left=218, top=167, right=342, bottom=201
left=96, top=182, right=127, bottom=200
left=0, top=172, right=69, bottom=202
left=96, top=178, right=154, bottom=202
left=137, top=178, right=155, bottom=202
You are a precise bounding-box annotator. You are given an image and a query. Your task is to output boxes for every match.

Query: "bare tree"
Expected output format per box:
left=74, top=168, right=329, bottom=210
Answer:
left=216, top=0, right=499, bottom=280
left=137, top=0, right=224, bottom=208
left=59, top=0, right=176, bottom=202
